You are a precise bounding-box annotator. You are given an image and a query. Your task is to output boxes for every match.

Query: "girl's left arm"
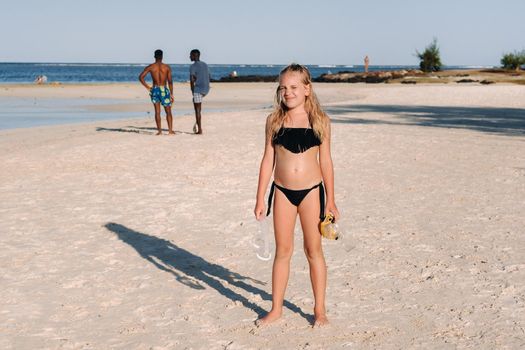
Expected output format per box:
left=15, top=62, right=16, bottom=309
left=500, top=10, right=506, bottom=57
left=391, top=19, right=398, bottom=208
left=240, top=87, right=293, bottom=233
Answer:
left=319, top=119, right=340, bottom=220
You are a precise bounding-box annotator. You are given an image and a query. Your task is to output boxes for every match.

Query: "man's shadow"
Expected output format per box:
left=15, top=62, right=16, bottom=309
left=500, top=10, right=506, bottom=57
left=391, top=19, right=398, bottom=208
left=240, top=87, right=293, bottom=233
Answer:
left=104, top=223, right=311, bottom=321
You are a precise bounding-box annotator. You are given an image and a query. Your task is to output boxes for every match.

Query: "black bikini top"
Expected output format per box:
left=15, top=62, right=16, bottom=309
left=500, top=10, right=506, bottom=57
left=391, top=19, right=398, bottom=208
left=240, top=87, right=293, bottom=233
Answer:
left=272, top=127, right=322, bottom=153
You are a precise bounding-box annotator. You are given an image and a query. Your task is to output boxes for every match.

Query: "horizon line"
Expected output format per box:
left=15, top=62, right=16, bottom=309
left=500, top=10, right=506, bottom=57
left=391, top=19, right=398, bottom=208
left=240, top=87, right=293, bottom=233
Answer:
left=0, top=61, right=497, bottom=68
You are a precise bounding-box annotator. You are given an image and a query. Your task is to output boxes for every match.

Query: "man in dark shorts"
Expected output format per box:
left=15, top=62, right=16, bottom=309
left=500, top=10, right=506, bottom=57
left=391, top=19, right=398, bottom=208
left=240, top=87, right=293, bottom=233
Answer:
left=139, top=49, right=175, bottom=135
left=189, top=49, right=210, bottom=134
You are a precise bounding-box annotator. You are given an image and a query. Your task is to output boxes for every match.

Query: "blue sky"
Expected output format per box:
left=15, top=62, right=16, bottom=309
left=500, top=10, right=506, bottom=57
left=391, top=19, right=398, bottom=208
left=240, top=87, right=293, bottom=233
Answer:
left=1, top=0, right=524, bottom=65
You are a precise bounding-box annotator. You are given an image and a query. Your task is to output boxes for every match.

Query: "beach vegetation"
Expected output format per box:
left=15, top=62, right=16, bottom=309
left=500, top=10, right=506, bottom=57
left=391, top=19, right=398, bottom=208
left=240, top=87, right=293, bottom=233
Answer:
left=416, top=38, right=442, bottom=72
left=501, top=50, right=525, bottom=71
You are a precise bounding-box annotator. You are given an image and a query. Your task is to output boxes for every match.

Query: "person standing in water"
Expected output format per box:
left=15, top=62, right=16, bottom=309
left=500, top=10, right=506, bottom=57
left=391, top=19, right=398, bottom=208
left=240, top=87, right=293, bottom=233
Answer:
left=139, top=49, right=174, bottom=135
left=254, top=63, right=340, bottom=327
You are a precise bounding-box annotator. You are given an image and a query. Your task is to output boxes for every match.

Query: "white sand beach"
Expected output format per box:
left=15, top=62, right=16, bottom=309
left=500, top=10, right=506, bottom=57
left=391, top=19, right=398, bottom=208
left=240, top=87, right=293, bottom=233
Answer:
left=1, top=83, right=524, bottom=349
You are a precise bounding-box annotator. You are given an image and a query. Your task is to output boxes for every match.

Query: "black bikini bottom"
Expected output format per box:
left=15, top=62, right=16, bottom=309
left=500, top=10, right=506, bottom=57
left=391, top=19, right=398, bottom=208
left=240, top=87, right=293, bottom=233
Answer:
left=266, top=181, right=325, bottom=220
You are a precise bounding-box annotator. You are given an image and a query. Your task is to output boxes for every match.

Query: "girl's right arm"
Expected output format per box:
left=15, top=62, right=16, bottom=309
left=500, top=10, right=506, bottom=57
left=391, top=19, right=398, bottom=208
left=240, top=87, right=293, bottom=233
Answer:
left=254, top=116, right=275, bottom=220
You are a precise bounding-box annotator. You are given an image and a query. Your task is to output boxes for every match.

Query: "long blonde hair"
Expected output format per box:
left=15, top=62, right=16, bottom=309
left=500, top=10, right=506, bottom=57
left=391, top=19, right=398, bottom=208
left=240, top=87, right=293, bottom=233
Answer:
left=267, top=63, right=329, bottom=143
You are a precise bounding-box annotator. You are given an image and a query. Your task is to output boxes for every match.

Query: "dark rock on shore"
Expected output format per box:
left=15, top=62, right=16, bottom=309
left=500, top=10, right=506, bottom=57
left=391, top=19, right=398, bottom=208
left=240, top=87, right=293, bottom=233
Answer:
left=208, top=69, right=516, bottom=84
left=457, top=79, right=479, bottom=83
left=313, top=69, right=424, bottom=83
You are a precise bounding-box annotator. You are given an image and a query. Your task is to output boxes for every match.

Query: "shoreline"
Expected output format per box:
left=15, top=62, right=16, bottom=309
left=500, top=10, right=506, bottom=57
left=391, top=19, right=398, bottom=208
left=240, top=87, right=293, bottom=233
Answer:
left=0, top=83, right=274, bottom=130
left=1, top=81, right=524, bottom=131
left=0, top=82, right=366, bottom=130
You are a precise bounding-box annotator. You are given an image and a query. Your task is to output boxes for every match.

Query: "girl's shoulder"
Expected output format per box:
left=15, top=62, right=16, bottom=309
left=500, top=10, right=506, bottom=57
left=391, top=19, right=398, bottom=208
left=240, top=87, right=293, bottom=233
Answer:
left=266, top=112, right=282, bottom=126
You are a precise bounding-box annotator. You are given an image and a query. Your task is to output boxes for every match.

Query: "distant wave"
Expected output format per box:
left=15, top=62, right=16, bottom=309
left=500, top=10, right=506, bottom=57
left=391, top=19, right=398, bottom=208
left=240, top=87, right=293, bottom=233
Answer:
left=35, top=63, right=147, bottom=67
left=462, top=65, right=495, bottom=69
left=318, top=65, right=337, bottom=68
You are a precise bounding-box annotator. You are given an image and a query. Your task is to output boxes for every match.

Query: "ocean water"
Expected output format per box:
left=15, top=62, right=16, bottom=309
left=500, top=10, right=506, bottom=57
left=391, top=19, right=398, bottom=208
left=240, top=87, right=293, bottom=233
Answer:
left=0, top=62, right=492, bottom=130
left=0, top=62, right=487, bottom=84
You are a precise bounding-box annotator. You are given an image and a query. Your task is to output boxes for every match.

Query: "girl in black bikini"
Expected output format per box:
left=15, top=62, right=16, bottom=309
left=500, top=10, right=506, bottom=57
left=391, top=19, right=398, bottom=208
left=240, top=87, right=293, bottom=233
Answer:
left=254, top=64, right=339, bottom=327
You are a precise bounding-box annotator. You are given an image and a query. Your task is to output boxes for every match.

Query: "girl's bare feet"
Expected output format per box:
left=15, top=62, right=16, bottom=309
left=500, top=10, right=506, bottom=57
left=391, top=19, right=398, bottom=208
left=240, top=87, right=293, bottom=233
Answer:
left=313, top=313, right=329, bottom=327
left=255, top=310, right=282, bottom=326
left=313, top=310, right=330, bottom=328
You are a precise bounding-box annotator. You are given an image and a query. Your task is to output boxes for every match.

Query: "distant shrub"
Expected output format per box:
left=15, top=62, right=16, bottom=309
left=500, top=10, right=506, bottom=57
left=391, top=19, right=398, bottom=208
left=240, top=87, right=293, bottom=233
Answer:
left=501, top=50, right=525, bottom=70
left=416, top=38, right=442, bottom=72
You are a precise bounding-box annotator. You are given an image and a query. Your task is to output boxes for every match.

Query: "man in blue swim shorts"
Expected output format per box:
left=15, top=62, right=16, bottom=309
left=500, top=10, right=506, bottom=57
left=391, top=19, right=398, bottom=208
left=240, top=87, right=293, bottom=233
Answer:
left=150, top=86, right=172, bottom=106
left=139, top=49, right=175, bottom=135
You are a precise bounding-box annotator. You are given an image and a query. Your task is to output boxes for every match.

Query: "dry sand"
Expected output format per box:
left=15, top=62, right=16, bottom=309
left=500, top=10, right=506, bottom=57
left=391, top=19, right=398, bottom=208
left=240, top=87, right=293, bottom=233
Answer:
left=1, top=83, right=524, bottom=349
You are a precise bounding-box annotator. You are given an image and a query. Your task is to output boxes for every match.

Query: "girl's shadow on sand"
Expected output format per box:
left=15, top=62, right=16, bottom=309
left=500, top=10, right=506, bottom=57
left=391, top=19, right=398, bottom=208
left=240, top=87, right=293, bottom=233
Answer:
left=105, top=222, right=311, bottom=321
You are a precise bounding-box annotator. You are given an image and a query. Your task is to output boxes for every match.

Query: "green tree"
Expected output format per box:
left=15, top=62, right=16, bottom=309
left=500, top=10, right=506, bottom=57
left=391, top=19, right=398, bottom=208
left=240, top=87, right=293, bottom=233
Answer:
left=501, top=50, right=525, bottom=71
left=416, top=38, right=442, bottom=72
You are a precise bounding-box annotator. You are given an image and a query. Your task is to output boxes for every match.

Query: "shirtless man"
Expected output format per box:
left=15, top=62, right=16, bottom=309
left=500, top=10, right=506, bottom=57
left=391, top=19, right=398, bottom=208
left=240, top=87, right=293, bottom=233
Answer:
left=139, top=49, right=175, bottom=135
